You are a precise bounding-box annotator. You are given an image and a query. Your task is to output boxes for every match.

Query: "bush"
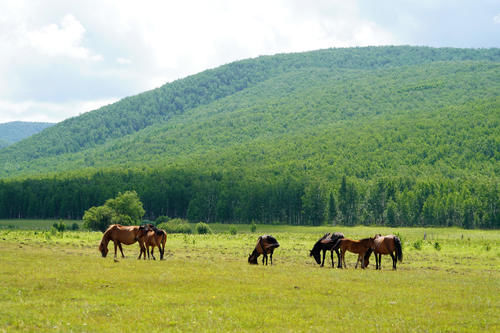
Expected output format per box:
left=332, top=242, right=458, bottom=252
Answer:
left=155, top=215, right=170, bottom=224
left=250, top=222, right=257, bottom=233
left=229, top=226, right=237, bottom=235
left=157, top=218, right=192, bottom=234
left=70, top=223, right=79, bottom=231
left=52, top=221, right=66, bottom=232
left=196, top=222, right=212, bottom=234
left=142, top=219, right=155, bottom=226
left=434, top=241, right=441, bottom=251
left=413, top=239, right=422, bottom=250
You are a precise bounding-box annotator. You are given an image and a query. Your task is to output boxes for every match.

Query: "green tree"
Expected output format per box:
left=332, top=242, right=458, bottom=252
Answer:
left=302, top=183, right=326, bottom=226
left=83, top=191, right=145, bottom=231
left=328, top=192, right=337, bottom=224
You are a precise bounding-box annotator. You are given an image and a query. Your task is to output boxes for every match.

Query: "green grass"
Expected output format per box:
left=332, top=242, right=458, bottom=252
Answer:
left=0, top=219, right=83, bottom=230
left=0, top=223, right=499, bottom=332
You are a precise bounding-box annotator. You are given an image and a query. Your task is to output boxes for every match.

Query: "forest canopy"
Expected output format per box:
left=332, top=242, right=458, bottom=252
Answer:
left=0, top=46, right=498, bottom=229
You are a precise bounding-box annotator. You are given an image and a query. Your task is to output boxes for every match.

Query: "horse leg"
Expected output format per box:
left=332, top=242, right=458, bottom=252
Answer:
left=321, top=250, right=325, bottom=267
left=355, top=254, right=361, bottom=269
left=390, top=252, right=396, bottom=270
left=330, top=250, right=334, bottom=268
left=336, top=249, right=342, bottom=268
left=113, top=242, right=118, bottom=259
left=138, top=245, right=143, bottom=260
left=270, top=251, right=273, bottom=265
left=151, top=246, right=156, bottom=260
left=118, top=243, right=125, bottom=258
left=341, top=250, right=346, bottom=269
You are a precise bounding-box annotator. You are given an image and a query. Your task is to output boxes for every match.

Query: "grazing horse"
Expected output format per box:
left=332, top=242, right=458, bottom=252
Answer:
left=248, top=235, right=280, bottom=265
left=365, top=234, right=403, bottom=270
left=137, top=224, right=167, bottom=260
left=98, top=224, right=145, bottom=259
left=309, top=232, right=344, bottom=267
left=335, top=237, right=375, bottom=269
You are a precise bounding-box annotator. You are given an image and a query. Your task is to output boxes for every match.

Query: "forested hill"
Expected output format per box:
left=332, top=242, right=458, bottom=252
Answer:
left=1, top=46, right=499, bottom=174
left=0, top=46, right=498, bottom=228
left=0, top=121, right=53, bottom=148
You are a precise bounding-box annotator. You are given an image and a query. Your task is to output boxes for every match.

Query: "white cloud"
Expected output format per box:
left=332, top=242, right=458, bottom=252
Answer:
left=116, top=57, right=132, bottom=65
left=0, top=98, right=119, bottom=123
left=25, top=14, right=102, bottom=61
left=494, top=14, right=500, bottom=24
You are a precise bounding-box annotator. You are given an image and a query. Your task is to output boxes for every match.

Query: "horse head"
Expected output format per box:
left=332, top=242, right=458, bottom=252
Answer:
left=99, top=241, right=109, bottom=257
left=248, top=252, right=258, bottom=264
left=310, top=249, right=321, bottom=265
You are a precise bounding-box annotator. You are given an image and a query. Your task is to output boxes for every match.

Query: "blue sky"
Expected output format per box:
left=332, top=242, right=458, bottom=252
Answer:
left=0, top=0, right=499, bottom=123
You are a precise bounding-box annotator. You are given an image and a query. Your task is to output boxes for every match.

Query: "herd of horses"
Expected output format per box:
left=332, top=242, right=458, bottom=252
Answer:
left=98, top=224, right=402, bottom=270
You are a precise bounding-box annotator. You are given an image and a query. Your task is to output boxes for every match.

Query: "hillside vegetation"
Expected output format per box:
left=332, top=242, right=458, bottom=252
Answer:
left=0, top=121, right=53, bottom=148
left=0, top=46, right=498, bottom=228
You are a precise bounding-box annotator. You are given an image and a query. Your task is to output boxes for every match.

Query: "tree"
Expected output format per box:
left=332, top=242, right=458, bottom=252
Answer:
left=83, top=191, right=145, bottom=231
left=328, top=192, right=337, bottom=224
left=83, top=205, right=113, bottom=232
left=302, top=183, right=326, bottom=226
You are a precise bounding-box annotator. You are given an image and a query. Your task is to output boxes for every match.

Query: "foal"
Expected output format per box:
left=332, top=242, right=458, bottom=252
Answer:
left=248, top=235, right=280, bottom=265
left=137, top=224, right=167, bottom=260
left=335, top=237, right=375, bottom=269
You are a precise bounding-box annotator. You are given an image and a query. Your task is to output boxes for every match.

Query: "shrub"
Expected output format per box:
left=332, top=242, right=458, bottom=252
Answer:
left=155, top=216, right=170, bottom=224
left=413, top=239, right=422, bottom=250
left=52, top=221, right=66, bottom=232
left=142, top=219, right=155, bottom=226
left=157, top=218, right=192, bottom=234
left=196, top=222, right=212, bottom=234
left=70, top=223, right=79, bottom=231
left=250, top=222, right=257, bottom=233
left=229, top=226, right=237, bottom=235
left=434, top=241, right=441, bottom=251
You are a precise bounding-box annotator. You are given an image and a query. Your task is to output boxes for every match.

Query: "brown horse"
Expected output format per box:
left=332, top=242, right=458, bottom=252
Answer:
left=365, top=234, right=403, bottom=270
left=335, top=237, right=375, bottom=269
left=137, top=224, right=167, bottom=260
left=98, top=224, right=145, bottom=259
left=248, top=235, right=280, bottom=265
left=309, top=232, right=344, bottom=267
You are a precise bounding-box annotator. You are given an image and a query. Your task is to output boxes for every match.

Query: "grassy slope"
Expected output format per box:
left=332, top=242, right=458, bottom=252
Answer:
left=1, top=225, right=499, bottom=331
left=2, top=61, right=499, bottom=180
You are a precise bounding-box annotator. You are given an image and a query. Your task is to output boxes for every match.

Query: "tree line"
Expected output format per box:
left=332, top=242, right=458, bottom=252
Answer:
left=0, top=168, right=497, bottom=229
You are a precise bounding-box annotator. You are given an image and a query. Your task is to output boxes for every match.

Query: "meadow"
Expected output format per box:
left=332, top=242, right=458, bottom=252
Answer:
left=0, top=221, right=499, bottom=332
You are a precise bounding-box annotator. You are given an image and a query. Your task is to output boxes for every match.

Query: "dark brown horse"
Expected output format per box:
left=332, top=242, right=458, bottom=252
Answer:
left=309, top=232, right=344, bottom=267
left=248, top=235, right=280, bottom=265
left=137, top=224, right=167, bottom=260
left=98, top=224, right=145, bottom=259
left=365, top=234, right=403, bottom=270
left=335, top=237, right=375, bottom=269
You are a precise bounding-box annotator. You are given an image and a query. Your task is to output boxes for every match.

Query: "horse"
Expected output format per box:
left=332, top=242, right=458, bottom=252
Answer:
left=248, top=235, right=280, bottom=265
left=137, top=224, right=167, bottom=260
left=365, top=234, right=403, bottom=270
left=334, top=237, right=375, bottom=269
left=98, top=224, right=145, bottom=259
left=309, top=232, right=344, bottom=268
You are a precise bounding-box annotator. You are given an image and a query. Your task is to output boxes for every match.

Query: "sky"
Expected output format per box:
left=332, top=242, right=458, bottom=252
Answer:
left=0, top=0, right=499, bottom=123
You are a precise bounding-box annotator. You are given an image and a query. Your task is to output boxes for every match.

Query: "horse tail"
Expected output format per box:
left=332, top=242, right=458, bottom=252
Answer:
left=394, top=236, right=403, bottom=262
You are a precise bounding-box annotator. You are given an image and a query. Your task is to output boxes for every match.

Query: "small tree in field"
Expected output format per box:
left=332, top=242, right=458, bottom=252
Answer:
left=83, top=191, right=145, bottom=232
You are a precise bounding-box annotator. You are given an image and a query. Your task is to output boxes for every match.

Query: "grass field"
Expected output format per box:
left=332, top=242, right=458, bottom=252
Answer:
left=0, top=221, right=499, bottom=332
